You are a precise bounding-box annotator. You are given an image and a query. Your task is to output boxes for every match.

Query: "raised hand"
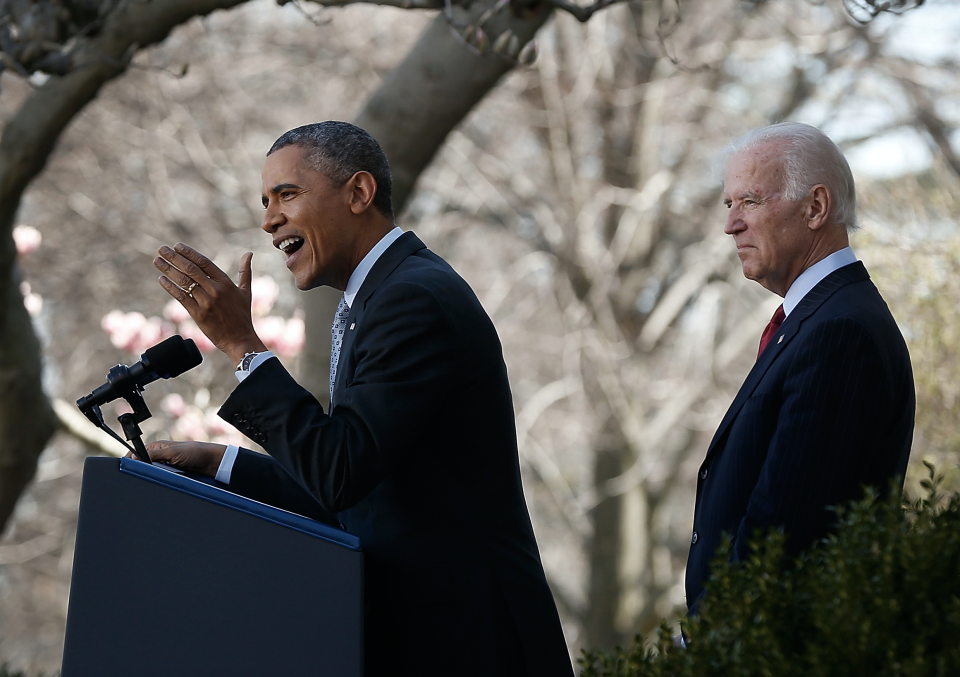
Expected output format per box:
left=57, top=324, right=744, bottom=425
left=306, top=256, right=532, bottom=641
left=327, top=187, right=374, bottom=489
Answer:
left=154, top=243, right=268, bottom=365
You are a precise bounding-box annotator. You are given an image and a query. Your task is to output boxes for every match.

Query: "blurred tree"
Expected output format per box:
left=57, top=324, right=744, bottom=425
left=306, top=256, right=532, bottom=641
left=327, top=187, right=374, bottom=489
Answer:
left=412, top=0, right=958, bottom=651
left=0, top=0, right=948, bottom=666
left=0, top=0, right=624, bottom=534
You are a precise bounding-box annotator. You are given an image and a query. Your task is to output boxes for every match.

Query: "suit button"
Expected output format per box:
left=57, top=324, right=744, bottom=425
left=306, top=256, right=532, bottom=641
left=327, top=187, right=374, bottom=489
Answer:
left=700, top=468, right=708, bottom=480
left=691, top=531, right=699, bottom=545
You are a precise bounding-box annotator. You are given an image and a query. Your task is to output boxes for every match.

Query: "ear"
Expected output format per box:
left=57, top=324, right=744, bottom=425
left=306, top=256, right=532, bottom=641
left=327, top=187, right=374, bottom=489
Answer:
left=347, top=171, right=378, bottom=215
left=806, top=184, right=831, bottom=231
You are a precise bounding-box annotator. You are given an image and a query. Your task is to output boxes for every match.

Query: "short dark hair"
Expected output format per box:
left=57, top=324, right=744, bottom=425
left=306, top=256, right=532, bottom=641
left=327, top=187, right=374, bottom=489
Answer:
left=268, top=121, right=394, bottom=218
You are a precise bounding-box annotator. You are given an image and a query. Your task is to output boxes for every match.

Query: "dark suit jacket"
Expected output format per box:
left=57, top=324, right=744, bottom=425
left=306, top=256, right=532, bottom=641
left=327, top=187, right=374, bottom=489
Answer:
left=685, top=261, right=915, bottom=614
left=218, top=232, right=572, bottom=677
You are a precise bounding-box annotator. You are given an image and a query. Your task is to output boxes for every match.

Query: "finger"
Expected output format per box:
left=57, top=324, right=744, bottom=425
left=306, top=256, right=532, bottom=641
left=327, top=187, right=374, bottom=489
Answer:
left=238, top=252, right=253, bottom=291
left=157, top=275, right=198, bottom=306
left=172, top=243, right=232, bottom=284
left=145, top=440, right=177, bottom=463
left=154, top=256, right=199, bottom=293
left=157, top=246, right=217, bottom=293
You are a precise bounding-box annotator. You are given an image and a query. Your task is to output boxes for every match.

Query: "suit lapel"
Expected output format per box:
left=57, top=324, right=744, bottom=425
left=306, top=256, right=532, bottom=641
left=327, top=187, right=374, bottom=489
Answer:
left=702, top=261, right=869, bottom=461
left=331, top=231, right=427, bottom=406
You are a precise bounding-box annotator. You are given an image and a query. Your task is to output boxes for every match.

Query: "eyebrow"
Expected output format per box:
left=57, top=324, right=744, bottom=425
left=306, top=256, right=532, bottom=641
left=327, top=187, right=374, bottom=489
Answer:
left=268, top=183, right=301, bottom=194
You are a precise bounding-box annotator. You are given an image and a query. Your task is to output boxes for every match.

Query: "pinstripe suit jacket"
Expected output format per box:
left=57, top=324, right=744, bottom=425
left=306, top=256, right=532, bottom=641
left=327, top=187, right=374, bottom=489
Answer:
left=685, top=261, right=914, bottom=614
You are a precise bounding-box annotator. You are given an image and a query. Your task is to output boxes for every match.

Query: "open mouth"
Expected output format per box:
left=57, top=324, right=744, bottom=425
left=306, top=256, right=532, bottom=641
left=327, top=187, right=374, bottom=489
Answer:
left=277, top=236, right=305, bottom=256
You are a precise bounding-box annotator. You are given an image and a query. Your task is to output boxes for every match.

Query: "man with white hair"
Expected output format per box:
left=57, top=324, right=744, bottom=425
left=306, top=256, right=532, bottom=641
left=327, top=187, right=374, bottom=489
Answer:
left=685, top=122, right=915, bottom=616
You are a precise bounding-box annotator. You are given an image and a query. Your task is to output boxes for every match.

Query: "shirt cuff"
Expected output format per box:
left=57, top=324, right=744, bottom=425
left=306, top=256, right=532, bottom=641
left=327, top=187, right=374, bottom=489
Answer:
left=215, top=444, right=240, bottom=484
left=235, top=351, right=275, bottom=382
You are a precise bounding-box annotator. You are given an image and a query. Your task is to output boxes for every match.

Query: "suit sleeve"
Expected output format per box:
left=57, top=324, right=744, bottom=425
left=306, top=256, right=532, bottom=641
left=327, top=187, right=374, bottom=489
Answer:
left=734, top=316, right=891, bottom=561
left=219, top=280, right=461, bottom=514
left=224, top=447, right=339, bottom=525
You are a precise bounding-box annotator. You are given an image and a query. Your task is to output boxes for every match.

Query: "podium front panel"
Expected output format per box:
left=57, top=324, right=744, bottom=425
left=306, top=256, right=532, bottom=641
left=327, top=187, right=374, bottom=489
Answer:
left=62, top=457, right=363, bottom=677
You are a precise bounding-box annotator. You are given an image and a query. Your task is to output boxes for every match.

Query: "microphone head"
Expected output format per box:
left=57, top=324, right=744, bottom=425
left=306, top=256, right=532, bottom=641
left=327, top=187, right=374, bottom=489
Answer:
left=140, top=335, right=203, bottom=379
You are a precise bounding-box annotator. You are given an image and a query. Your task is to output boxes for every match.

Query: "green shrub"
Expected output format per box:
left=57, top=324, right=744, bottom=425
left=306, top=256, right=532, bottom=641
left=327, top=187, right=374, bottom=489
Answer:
left=580, top=464, right=960, bottom=677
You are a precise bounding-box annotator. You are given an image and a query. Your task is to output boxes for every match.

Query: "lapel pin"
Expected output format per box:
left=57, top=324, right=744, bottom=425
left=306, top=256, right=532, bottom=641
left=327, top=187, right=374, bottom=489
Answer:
left=349, top=322, right=356, bottom=330
left=778, top=335, right=783, bottom=344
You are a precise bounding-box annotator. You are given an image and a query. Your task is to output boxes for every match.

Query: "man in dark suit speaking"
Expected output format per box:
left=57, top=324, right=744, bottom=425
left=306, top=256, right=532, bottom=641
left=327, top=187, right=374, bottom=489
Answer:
left=685, top=122, right=915, bottom=616
left=142, top=122, right=572, bottom=676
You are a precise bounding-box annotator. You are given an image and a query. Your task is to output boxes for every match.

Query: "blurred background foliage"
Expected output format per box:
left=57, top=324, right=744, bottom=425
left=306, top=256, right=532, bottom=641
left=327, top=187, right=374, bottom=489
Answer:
left=0, top=0, right=958, bottom=672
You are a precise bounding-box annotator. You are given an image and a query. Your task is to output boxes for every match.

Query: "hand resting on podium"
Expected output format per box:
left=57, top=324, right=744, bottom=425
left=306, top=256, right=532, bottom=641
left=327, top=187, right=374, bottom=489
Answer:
left=125, top=440, right=225, bottom=478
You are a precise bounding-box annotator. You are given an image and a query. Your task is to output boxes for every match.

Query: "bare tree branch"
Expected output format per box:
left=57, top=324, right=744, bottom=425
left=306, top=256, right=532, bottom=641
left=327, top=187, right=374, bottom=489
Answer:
left=300, top=0, right=445, bottom=10
left=544, top=0, right=630, bottom=23
left=51, top=399, right=126, bottom=458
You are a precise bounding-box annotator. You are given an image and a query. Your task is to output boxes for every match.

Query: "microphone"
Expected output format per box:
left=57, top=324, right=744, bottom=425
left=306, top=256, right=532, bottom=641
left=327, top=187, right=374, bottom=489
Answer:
left=77, top=335, right=203, bottom=417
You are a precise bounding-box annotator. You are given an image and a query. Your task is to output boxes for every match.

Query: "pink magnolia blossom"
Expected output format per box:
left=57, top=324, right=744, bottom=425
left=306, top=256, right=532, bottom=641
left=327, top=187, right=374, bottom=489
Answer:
left=172, top=407, right=209, bottom=442
left=164, top=402, right=249, bottom=447
left=178, top=320, right=217, bottom=354
left=204, top=408, right=233, bottom=437
left=251, top=276, right=279, bottom=317
left=277, top=313, right=305, bottom=359
left=163, top=299, right=191, bottom=325
left=254, top=315, right=285, bottom=349
left=102, top=311, right=146, bottom=352
left=101, top=310, right=175, bottom=355
left=13, top=225, right=41, bottom=257
left=136, top=317, right=170, bottom=354
left=254, top=312, right=304, bottom=359
left=161, top=393, right=187, bottom=418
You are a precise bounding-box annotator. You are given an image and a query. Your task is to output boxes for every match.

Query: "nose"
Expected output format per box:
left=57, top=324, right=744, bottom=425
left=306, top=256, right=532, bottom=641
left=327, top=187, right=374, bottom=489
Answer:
left=262, top=200, right=283, bottom=233
left=724, top=208, right=745, bottom=236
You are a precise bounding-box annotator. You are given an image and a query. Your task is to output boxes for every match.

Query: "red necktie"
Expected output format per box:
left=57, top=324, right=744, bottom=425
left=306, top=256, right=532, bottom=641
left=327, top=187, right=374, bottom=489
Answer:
left=758, top=304, right=785, bottom=359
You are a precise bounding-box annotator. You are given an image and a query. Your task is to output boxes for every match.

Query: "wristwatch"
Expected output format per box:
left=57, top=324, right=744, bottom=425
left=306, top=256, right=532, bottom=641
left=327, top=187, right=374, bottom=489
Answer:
left=237, top=351, right=265, bottom=372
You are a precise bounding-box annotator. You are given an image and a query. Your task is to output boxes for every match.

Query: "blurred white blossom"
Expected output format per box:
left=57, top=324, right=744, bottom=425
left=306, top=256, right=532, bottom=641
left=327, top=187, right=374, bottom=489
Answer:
left=19, top=281, right=43, bottom=317
left=13, top=225, right=41, bottom=257
left=251, top=276, right=280, bottom=317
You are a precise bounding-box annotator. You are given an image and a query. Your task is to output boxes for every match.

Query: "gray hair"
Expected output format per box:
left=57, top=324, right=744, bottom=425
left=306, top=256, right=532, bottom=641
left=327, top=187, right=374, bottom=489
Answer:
left=719, top=121, right=859, bottom=232
left=268, top=121, right=393, bottom=218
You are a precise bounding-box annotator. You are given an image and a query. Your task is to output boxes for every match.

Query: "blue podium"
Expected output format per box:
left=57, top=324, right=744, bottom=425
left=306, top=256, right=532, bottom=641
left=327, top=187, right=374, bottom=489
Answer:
left=61, top=457, right=363, bottom=676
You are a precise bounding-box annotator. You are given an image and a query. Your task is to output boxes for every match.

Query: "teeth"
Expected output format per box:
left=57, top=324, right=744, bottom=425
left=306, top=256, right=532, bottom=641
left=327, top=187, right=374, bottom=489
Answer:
left=277, top=237, right=302, bottom=253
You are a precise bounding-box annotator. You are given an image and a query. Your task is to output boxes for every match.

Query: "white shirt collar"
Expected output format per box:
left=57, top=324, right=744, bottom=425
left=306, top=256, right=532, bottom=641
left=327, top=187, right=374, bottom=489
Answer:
left=783, top=246, right=857, bottom=316
left=343, top=226, right=403, bottom=308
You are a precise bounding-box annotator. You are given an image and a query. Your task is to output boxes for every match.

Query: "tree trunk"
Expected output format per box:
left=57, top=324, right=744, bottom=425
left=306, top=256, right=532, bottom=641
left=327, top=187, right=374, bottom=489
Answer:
left=0, top=0, right=251, bottom=534
left=300, top=1, right=553, bottom=391
left=356, top=2, right=553, bottom=212
left=584, top=417, right=625, bottom=651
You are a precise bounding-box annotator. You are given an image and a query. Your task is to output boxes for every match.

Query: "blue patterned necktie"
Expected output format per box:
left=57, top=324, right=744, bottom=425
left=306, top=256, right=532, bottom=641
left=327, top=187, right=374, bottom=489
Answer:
left=330, top=295, right=350, bottom=403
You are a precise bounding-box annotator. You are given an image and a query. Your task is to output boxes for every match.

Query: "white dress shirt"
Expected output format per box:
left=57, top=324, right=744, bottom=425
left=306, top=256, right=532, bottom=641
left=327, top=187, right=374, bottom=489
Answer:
left=782, top=247, right=857, bottom=317
left=215, top=226, right=404, bottom=484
